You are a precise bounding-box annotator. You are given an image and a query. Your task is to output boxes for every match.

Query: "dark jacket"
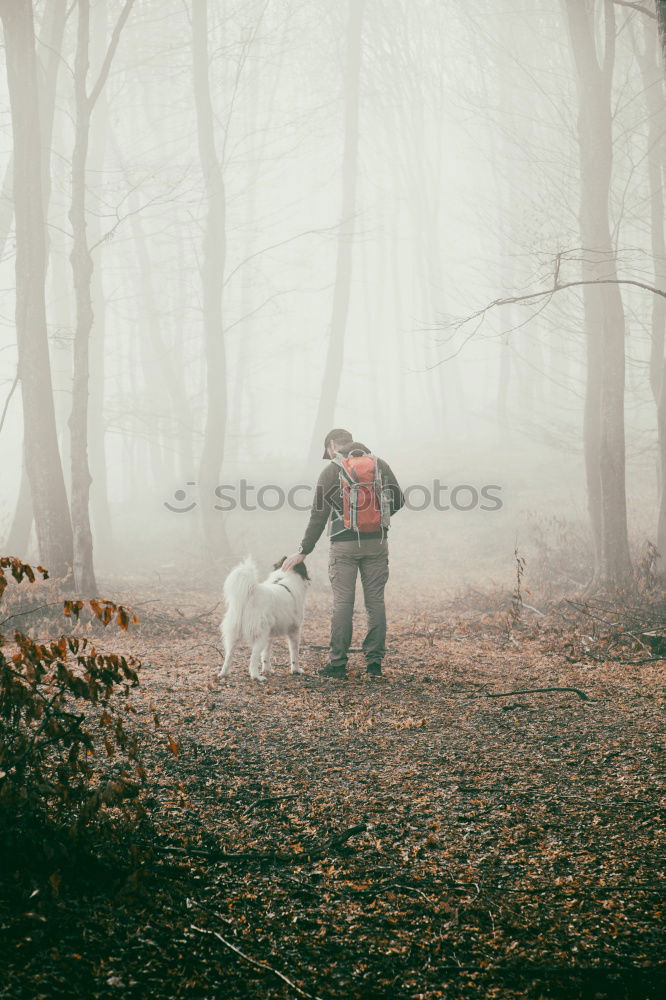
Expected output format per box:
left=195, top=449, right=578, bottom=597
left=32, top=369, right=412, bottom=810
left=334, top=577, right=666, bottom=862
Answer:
left=299, top=441, right=404, bottom=555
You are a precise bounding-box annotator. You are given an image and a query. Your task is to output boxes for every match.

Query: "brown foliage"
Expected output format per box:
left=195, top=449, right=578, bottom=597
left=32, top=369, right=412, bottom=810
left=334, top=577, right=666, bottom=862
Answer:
left=0, top=557, right=142, bottom=831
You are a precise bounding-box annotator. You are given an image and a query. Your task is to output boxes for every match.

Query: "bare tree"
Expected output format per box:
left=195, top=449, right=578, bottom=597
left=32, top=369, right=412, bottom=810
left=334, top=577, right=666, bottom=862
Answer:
left=130, top=204, right=195, bottom=482
left=4, top=0, right=69, bottom=560
left=192, top=0, right=228, bottom=560
left=0, top=0, right=73, bottom=577
left=308, top=0, right=365, bottom=465
left=633, top=11, right=666, bottom=579
left=563, top=0, right=632, bottom=587
left=85, top=0, right=114, bottom=558
left=68, top=0, right=135, bottom=591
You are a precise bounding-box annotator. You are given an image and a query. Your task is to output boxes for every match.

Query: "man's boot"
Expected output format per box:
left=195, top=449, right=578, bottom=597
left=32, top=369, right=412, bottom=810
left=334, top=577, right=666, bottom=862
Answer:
left=318, top=663, right=347, bottom=679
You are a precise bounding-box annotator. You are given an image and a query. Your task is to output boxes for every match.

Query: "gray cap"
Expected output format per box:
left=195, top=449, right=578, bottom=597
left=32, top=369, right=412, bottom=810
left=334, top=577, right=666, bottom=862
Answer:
left=322, top=428, right=352, bottom=459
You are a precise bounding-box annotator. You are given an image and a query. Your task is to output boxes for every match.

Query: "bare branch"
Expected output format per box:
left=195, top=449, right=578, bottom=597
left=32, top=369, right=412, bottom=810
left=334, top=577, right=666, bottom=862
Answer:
left=0, top=369, right=19, bottom=435
left=223, top=223, right=341, bottom=288
left=220, top=0, right=270, bottom=163
left=87, top=0, right=135, bottom=111
left=88, top=184, right=185, bottom=253
left=613, top=0, right=656, bottom=18
left=430, top=252, right=666, bottom=367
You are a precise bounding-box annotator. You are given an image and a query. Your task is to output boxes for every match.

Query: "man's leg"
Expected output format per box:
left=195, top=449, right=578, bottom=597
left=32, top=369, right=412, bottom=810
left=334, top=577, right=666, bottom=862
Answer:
left=328, top=543, right=359, bottom=672
left=359, top=540, right=389, bottom=670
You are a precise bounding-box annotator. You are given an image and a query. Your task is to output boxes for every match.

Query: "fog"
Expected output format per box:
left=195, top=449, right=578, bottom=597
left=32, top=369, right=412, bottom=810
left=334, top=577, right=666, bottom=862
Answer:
left=0, top=0, right=663, bottom=595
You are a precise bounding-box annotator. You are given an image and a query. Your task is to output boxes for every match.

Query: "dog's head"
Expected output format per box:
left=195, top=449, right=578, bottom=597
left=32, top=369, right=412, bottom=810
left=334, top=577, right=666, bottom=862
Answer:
left=273, top=556, right=310, bottom=581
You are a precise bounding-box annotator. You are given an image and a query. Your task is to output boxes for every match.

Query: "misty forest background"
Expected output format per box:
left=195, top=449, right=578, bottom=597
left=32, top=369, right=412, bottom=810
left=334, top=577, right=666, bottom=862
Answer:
left=1, top=0, right=666, bottom=597
left=2, top=4, right=666, bottom=999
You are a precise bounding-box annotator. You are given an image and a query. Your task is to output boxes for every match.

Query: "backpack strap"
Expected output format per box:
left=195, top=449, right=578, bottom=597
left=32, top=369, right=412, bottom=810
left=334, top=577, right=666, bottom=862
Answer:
left=331, top=454, right=359, bottom=487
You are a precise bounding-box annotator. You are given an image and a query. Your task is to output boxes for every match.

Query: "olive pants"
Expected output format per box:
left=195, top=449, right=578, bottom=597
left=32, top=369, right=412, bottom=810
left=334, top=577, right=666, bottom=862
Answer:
left=328, top=538, right=389, bottom=669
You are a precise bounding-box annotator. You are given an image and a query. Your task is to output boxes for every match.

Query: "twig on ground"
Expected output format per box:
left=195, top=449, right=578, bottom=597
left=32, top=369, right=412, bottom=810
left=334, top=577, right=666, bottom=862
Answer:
left=384, top=883, right=434, bottom=901
left=327, top=822, right=367, bottom=850
left=304, top=643, right=362, bottom=652
left=0, top=601, right=64, bottom=627
left=175, top=602, right=220, bottom=622
left=566, top=654, right=664, bottom=666
left=190, top=924, right=324, bottom=1000
left=152, top=823, right=368, bottom=866
left=191, top=642, right=224, bottom=657
left=242, top=794, right=298, bottom=816
left=186, top=899, right=236, bottom=926
left=478, top=687, right=591, bottom=701
left=522, top=603, right=546, bottom=617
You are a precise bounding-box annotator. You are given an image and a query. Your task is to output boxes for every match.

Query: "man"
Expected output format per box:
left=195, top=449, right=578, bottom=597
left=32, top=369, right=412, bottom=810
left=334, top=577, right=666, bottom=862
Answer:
left=283, top=428, right=404, bottom=678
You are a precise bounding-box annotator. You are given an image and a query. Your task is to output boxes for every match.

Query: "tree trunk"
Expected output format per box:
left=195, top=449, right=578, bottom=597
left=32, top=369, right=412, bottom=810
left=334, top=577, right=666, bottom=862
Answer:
left=5, top=0, right=68, bottom=558
left=229, top=33, right=259, bottom=465
left=68, top=0, right=134, bottom=591
left=389, top=208, right=407, bottom=427
left=0, top=0, right=66, bottom=263
left=87, top=0, right=114, bottom=557
left=657, top=1, right=666, bottom=51
left=645, top=3, right=666, bottom=578
left=130, top=204, right=193, bottom=485
left=37, top=0, right=67, bottom=216
left=308, top=0, right=365, bottom=465
left=68, top=0, right=98, bottom=593
left=563, top=0, right=632, bottom=587
left=192, top=0, right=228, bottom=561
left=5, top=459, right=33, bottom=556
left=173, top=232, right=196, bottom=482
left=0, top=0, right=73, bottom=576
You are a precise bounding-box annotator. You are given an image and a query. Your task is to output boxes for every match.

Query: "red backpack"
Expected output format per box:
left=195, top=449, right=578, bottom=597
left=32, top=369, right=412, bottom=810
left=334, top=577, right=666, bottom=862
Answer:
left=333, top=452, right=390, bottom=534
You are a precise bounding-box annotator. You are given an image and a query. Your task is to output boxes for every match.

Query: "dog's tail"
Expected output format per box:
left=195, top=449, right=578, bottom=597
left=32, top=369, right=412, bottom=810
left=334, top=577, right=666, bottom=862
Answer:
left=224, top=555, right=258, bottom=605
left=223, top=556, right=259, bottom=632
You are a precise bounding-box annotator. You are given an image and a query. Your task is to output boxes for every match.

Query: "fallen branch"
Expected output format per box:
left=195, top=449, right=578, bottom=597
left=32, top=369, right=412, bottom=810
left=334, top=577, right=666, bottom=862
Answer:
left=612, top=656, right=666, bottom=665
left=242, top=794, right=298, bottom=816
left=327, top=822, right=367, bottom=850
left=190, top=924, right=324, bottom=1000
left=304, top=643, right=362, bottom=652
left=175, top=602, right=220, bottom=623
left=522, top=603, right=546, bottom=617
left=0, top=601, right=64, bottom=627
left=566, top=654, right=664, bottom=666
left=479, top=687, right=591, bottom=701
left=153, top=823, right=368, bottom=866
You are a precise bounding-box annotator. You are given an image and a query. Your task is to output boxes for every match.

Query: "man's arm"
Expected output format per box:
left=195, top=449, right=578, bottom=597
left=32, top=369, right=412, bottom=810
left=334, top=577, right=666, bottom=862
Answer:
left=283, top=467, right=333, bottom=570
left=379, top=459, right=405, bottom=515
left=299, top=474, right=330, bottom=554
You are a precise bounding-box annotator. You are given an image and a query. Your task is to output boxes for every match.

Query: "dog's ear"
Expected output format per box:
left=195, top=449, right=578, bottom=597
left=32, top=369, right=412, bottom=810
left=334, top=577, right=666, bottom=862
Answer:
left=292, top=561, right=310, bottom=581
left=273, top=556, right=287, bottom=571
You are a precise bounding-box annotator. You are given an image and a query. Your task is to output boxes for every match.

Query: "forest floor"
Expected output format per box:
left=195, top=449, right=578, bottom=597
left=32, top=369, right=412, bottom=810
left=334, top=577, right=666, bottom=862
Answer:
left=1, top=583, right=665, bottom=1000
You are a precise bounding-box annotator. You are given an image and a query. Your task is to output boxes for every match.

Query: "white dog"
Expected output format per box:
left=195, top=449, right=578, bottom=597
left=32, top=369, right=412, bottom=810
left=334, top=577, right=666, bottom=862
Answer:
left=218, top=556, right=310, bottom=681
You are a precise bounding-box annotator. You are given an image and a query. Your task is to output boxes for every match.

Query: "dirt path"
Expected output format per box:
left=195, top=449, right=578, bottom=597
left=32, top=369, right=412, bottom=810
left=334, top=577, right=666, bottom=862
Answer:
left=2, top=593, right=664, bottom=999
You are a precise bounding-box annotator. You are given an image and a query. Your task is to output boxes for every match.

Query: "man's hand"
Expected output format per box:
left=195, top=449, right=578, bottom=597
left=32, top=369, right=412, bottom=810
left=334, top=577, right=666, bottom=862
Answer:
left=282, top=552, right=305, bottom=572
